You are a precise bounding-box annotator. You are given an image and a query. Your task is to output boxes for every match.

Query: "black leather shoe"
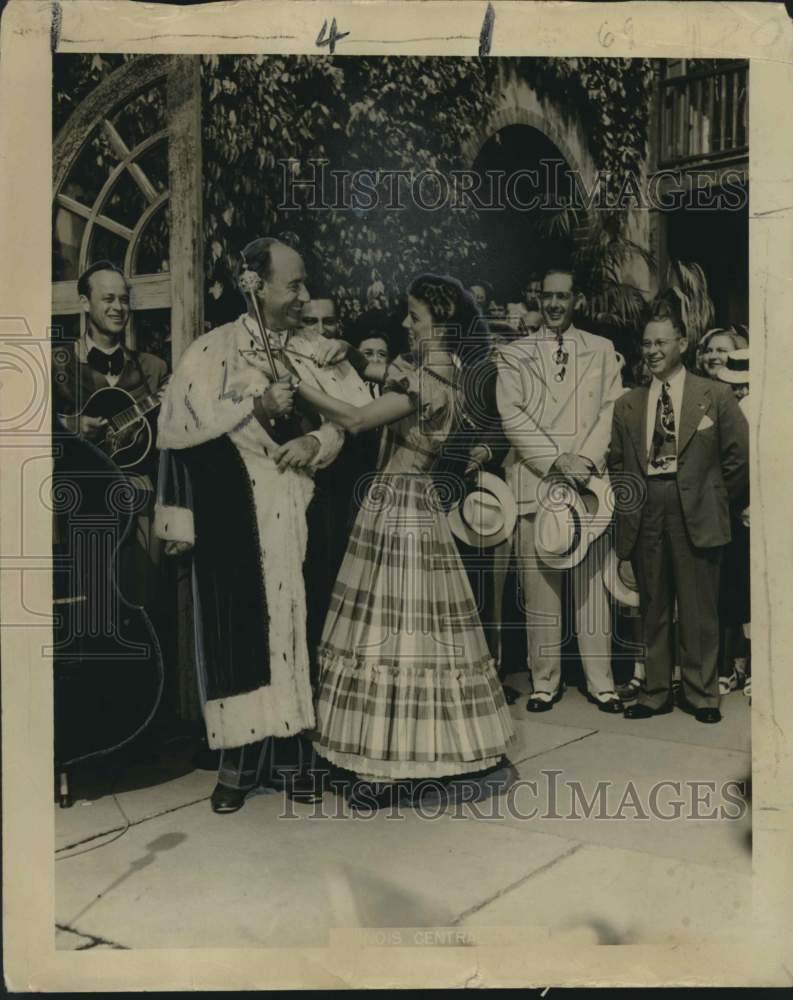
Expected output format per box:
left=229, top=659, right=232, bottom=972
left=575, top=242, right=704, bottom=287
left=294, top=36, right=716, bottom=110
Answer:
left=527, top=687, right=564, bottom=713
left=678, top=698, right=722, bottom=725
left=586, top=691, right=624, bottom=714
left=285, top=773, right=324, bottom=802
left=210, top=783, right=248, bottom=814
left=616, top=677, right=642, bottom=702
left=268, top=770, right=323, bottom=803
left=623, top=699, right=674, bottom=719
left=502, top=685, right=521, bottom=706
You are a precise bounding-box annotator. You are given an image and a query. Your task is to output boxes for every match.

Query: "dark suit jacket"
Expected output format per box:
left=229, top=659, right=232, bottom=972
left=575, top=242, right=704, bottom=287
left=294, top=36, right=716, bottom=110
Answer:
left=53, top=337, right=168, bottom=417
left=608, top=371, right=749, bottom=559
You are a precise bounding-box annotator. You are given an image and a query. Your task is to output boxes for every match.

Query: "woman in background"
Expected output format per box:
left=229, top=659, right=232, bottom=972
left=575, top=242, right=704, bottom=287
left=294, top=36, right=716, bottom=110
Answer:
left=699, top=327, right=743, bottom=381
left=700, top=328, right=750, bottom=693
left=717, top=348, right=751, bottom=697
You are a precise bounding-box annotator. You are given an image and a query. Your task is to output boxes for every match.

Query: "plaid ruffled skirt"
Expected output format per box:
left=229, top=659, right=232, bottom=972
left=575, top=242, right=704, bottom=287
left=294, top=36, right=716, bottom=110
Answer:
left=312, top=472, right=515, bottom=780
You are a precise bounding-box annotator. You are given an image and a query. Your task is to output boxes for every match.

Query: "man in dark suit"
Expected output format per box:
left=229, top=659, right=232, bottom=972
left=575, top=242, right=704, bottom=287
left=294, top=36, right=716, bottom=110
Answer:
left=608, top=293, right=749, bottom=724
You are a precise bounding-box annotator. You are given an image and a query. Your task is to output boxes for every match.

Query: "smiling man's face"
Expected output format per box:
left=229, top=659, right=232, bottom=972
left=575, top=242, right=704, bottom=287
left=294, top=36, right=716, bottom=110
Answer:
left=541, top=271, right=576, bottom=334
left=259, top=243, right=310, bottom=331
left=641, top=318, right=688, bottom=382
left=81, top=269, right=130, bottom=342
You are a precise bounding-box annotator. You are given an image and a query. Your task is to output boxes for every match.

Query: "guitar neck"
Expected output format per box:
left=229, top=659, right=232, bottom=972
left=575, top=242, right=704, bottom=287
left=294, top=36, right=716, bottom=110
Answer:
left=112, top=391, right=161, bottom=433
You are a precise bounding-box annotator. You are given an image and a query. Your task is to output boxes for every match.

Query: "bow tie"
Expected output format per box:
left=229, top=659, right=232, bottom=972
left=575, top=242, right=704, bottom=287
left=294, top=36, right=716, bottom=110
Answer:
left=87, top=346, right=125, bottom=377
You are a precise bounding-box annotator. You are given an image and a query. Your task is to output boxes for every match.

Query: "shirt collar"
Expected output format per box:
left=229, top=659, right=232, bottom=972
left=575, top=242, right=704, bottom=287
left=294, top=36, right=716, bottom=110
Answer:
left=650, top=365, right=686, bottom=392
left=78, top=331, right=129, bottom=364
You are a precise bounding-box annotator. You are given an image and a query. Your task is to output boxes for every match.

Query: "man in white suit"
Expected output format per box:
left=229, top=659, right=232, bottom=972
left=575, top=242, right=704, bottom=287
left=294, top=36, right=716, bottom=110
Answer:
left=496, top=268, right=623, bottom=713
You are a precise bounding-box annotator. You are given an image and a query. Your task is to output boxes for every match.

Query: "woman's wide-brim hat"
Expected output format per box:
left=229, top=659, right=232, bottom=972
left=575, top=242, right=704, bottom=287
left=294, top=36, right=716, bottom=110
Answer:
left=717, top=348, right=750, bottom=384
left=602, top=545, right=640, bottom=608
left=448, top=472, right=518, bottom=549
left=534, top=472, right=613, bottom=570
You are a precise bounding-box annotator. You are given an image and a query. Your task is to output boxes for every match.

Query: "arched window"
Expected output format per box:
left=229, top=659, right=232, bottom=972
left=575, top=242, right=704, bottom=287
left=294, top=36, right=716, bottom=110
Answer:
left=52, top=55, right=202, bottom=367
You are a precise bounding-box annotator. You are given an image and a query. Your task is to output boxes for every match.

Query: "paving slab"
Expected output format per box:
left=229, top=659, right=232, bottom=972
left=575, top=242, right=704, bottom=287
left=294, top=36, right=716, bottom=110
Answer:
left=500, top=730, right=751, bottom=869
left=56, top=757, right=214, bottom=852
left=54, top=721, right=593, bottom=853
left=55, top=795, right=576, bottom=950
left=54, top=684, right=752, bottom=955
left=504, top=715, right=597, bottom=767
left=457, top=839, right=751, bottom=949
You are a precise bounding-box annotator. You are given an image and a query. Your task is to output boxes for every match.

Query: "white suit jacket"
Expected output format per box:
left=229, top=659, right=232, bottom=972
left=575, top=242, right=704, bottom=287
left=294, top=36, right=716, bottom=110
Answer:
left=496, top=325, right=622, bottom=513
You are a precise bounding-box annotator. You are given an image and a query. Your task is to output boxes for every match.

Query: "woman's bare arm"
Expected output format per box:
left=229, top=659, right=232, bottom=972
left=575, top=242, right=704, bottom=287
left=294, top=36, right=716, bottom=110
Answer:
left=297, top=382, right=414, bottom=434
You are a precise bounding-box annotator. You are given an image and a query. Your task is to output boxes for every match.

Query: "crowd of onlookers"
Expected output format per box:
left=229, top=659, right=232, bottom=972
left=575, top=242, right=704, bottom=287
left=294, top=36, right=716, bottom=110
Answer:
left=55, top=251, right=750, bottom=812
left=282, top=268, right=752, bottom=716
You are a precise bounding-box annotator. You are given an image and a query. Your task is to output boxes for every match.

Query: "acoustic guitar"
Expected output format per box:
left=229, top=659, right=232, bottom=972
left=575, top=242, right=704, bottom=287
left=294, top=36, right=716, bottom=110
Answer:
left=60, top=381, right=168, bottom=470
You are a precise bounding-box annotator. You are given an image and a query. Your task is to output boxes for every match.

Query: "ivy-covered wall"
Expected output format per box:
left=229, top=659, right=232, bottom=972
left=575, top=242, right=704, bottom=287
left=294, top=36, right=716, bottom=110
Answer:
left=54, top=54, right=657, bottom=332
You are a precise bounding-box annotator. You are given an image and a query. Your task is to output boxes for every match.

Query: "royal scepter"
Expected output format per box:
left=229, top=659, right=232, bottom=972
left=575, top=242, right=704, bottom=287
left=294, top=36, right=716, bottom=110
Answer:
left=238, top=265, right=309, bottom=445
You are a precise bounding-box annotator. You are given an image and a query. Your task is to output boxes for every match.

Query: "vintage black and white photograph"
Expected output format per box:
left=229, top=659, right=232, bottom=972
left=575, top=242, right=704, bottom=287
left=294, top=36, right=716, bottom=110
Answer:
left=46, top=44, right=757, bottom=955
left=4, top=0, right=793, bottom=988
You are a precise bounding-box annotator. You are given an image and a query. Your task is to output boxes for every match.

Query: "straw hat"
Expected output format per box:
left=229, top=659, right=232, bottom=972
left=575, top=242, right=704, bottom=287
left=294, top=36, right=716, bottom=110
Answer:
left=717, top=349, right=749, bottom=384
left=534, top=473, right=613, bottom=570
left=448, top=472, right=517, bottom=549
left=602, top=545, right=640, bottom=608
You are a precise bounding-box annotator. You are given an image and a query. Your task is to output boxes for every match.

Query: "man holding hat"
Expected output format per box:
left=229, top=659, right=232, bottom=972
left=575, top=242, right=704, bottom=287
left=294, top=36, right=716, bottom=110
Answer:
left=496, top=266, right=623, bottom=713
left=608, top=294, right=749, bottom=723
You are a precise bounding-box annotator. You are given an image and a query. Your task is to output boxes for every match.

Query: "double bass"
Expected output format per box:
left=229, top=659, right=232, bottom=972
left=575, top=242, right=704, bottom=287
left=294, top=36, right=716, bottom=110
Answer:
left=52, top=408, right=164, bottom=805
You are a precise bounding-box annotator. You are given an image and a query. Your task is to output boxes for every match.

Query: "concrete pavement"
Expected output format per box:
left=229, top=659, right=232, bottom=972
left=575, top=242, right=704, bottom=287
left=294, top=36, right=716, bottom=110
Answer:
left=55, top=682, right=751, bottom=955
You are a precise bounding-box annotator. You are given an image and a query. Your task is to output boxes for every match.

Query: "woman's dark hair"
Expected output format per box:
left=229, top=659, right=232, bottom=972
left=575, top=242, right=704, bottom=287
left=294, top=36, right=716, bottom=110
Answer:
left=408, top=274, right=494, bottom=461
left=408, top=273, right=483, bottom=361
left=468, top=279, right=493, bottom=303
left=347, top=309, right=394, bottom=354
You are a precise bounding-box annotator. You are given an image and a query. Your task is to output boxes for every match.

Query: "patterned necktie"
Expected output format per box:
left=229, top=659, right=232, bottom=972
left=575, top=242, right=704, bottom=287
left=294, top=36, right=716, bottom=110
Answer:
left=87, top=346, right=124, bottom=377
left=649, top=380, right=676, bottom=471
left=553, top=332, right=568, bottom=382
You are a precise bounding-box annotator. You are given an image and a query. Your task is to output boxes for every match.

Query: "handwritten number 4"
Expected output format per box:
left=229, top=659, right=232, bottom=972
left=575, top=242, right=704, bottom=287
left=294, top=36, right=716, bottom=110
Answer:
left=316, top=18, right=350, bottom=54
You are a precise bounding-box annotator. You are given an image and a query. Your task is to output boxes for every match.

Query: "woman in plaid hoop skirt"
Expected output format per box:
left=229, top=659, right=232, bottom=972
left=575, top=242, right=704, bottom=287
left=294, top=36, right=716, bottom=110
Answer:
left=295, top=275, right=515, bottom=807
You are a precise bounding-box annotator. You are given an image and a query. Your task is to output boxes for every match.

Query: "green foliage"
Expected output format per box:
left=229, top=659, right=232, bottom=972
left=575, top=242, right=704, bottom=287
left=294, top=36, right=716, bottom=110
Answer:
left=514, top=58, right=656, bottom=329
left=54, top=53, right=127, bottom=134
left=514, top=57, right=655, bottom=207
left=202, top=55, right=497, bottom=319
left=54, top=54, right=657, bottom=326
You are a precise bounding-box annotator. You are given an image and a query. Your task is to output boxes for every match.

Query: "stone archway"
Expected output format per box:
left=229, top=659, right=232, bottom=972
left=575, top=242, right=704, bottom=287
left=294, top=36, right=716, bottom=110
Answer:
left=462, top=103, right=593, bottom=188
left=462, top=76, right=599, bottom=304
left=465, top=118, right=594, bottom=302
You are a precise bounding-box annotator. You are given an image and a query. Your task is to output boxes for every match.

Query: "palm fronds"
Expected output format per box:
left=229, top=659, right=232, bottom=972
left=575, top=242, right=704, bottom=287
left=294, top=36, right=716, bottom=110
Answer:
left=663, top=259, right=714, bottom=355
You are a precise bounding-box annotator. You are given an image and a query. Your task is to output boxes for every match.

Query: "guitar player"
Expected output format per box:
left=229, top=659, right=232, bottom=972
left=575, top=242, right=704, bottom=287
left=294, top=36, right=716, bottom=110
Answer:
left=53, top=260, right=168, bottom=610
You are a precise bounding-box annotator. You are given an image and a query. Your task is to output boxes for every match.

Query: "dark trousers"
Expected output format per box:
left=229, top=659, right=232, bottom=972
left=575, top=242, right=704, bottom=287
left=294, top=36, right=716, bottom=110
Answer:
left=218, top=735, right=315, bottom=791
left=632, top=478, right=722, bottom=710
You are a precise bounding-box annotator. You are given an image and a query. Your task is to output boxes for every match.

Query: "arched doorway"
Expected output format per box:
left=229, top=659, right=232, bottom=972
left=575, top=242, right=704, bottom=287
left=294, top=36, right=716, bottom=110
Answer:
left=52, top=55, right=203, bottom=368
left=471, top=124, right=583, bottom=304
